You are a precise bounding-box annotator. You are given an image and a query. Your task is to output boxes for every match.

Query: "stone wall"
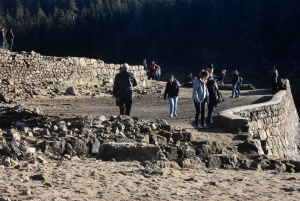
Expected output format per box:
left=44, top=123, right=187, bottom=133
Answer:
left=0, top=49, right=148, bottom=92
left=219, top=79, right=300, bottom=160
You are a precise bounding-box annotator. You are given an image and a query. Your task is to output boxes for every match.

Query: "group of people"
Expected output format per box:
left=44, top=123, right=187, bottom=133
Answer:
left=113, top=62, right=279, bottom=130
left=0, top=27, right=14, bottom=51
left=163, top=64, right=226, bottom=128
left=113, top=62, right=237, bottom=130
left=143, top=59, right=161, bottom=81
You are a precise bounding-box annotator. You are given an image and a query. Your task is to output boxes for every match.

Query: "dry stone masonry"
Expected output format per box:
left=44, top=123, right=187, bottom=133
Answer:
left=0, top=49, right=148, bottom=92
left=219, top=79, right=300, bottom=161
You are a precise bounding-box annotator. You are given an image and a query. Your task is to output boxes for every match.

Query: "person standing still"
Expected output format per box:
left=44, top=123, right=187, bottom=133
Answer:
left=150, top=61, right=157, bottom=80
left=155, top=65, right=161, bottom=81
left=230, top=70, right=239, bottom=98
left=6, top=29, right=14, bottom=51
left=0, top=27, right=5, bottom=49
left=164, top=75, right=179, bottom=117
left=193, top=71, right=209, bottom=129
left=143, top=59, right=148, bottom=79
left=113, top=63, right=138, bottom=116
left=270, top=66, right=278, bottom=91
left=206, top=63, right=226, bottom=125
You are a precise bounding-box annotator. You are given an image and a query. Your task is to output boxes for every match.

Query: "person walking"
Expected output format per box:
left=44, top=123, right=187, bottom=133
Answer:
left=164, top=74, right=179, bottom=117
left=113, top=63, right=138, bottom=116
left=0, top=27, right=5, bottom=49
left=6, top=29, right=14, bottom=51
left=193, top=70, right=209, bottom=129
left=155, top=65, right=161, bottom=81
left=206, top=63, right=226, bottom=125
left=149, top=61, right=157, bottom=80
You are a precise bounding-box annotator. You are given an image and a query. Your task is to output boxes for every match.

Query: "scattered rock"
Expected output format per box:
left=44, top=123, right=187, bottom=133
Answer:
left=66, top=87, right=78, bottom=95
left=30, top=173, right=51, bottom=182
left=207, top=157, right=222, bottom=169
left=1, top=157, right=11, bottom=167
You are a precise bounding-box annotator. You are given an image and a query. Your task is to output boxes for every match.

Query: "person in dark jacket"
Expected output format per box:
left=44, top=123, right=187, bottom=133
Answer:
left=270, top=66, right=278, bottom=91
left=206, top=63, right=226, bottom=125
left=6, top=29, right=14, bottom=51
left=113, top=63, right=138, bottom=116
left=164, top=74, right=179, bottom=117
left=230, top=70, right=239, bottom=98
left=0, top=27, right=5, bottom=49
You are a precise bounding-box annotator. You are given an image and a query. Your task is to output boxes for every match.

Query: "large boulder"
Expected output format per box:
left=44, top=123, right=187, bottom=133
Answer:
left=96, top=142, right=164, bottom=162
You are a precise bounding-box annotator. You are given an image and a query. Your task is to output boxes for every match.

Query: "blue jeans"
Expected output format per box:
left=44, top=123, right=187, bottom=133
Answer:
left=168, top=97, right=178, bottom=115
left=207, top=103, right=215, bottom=124
left=0, top=41, right=4, bottom=49
left=231, top=83, right=238, bottom=97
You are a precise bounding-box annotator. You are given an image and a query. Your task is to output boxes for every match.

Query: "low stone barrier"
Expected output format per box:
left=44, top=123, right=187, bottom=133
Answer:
left=0, top=49, right=148, bottom=92
left=219, top=79, right=300, bottom=160
left=218, top=84, right=255, bottom=90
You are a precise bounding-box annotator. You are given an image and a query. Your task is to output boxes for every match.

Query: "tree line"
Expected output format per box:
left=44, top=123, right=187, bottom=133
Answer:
left=0, top=0, right=300, bottom=71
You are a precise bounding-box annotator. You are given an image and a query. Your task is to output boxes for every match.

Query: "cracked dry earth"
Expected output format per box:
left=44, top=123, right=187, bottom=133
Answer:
left=1, top=84, right=300, bottom=201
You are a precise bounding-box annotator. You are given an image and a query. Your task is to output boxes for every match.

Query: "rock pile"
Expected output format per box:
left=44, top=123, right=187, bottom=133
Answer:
left=0, top=104, right=299, bottom=172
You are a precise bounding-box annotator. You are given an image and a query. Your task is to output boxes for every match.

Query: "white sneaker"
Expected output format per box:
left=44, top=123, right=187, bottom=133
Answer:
left=174, top=114, right=178, bottom=117
left=169, top=114, right=173, bottom=117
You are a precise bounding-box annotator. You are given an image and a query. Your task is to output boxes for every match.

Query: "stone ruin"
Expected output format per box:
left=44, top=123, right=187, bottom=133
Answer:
left=0, top=49, right=148, bottom=99
left=1, top=104, right=300, bottom=173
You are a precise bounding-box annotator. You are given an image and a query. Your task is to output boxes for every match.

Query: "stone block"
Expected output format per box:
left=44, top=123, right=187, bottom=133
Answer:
left=150, top=134, right=167, bottom=146
left=176, top=157, right=205, bottom=169
left=44, top=140, right=66, bottom=155
left=258, top=130, right=267, bottom=140
left=207, top=157, right=222, bottom=169
left=96, top=142, right=163, bottom=162
left=164, top=146, right=178, bottom=160
left=272, top=148, right=279, bottom=158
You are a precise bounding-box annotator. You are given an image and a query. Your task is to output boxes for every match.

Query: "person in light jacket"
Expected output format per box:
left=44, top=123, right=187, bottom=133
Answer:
left=193, top=70, right=209, bottom=128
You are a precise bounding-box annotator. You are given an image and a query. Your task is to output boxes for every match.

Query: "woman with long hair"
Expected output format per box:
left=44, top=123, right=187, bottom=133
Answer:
left=192, top=70, right=209, bottom=128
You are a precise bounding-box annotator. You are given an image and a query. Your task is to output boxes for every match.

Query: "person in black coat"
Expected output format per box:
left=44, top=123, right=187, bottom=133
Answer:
left=113, top=63, right=138, bottom=116
left=164, top=74, right=179, bottom=117
left=206, top=63, right=226, bottom=125
left=6, top=29, right=14, bottom=51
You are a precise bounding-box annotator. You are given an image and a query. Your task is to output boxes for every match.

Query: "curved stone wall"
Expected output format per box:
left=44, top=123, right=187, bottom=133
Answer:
left=219, top=80, right=300, bottom=160
left=0, top=49, right=147, bottom=91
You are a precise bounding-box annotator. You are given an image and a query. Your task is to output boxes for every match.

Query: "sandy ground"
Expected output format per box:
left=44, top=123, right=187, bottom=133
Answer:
left=2, top=83, right=299, bottom=201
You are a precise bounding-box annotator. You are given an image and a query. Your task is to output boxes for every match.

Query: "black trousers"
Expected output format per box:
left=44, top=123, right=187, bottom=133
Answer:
left=194, top=100, right=206, bottom=126
left=150, top=69, right=155, bottom=80
left=119, top=98, right=132, bottom=116
left=271, top=81, right=277, bottom=91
